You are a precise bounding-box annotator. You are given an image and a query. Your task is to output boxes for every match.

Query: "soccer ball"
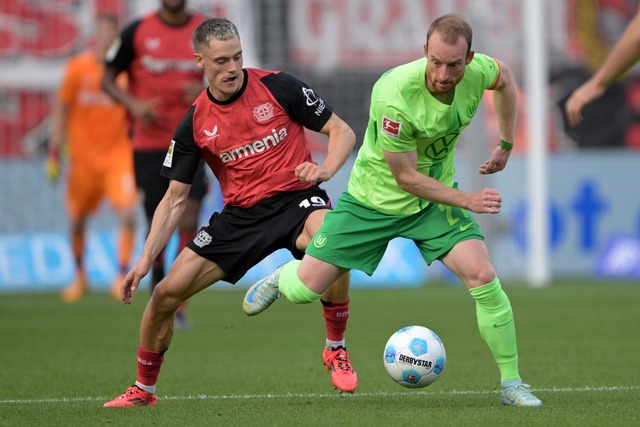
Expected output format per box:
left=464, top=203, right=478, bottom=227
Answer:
left=383, top=325, right=446, bottom=388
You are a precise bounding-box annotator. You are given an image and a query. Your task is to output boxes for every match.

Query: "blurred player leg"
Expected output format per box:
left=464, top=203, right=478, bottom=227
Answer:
left=61, top=217, right=88, bottom=302
left=108, top=165, right=138, bottom=300
left=61, top=168, right=99, bottom=302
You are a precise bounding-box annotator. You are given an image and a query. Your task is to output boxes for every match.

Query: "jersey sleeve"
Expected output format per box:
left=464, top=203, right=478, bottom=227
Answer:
left=160, top=105, right=202, bottom=184
left=371, top=79, right=416, bottom=153
left=472, top=53, right=501, bottom=90
left=104, top=19, right=140, bottom=74
left=260, top=72, right=333, bottom=132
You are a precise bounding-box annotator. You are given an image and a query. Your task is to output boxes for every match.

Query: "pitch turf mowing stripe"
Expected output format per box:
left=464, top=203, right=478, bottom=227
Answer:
left=1, top=385, right=638, bottom=405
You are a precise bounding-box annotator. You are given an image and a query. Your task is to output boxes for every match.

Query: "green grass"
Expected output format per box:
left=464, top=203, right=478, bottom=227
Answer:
left=1, top=281, right=639, bottom=426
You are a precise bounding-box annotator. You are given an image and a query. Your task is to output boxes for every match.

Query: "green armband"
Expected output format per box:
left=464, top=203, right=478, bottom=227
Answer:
left=499, top=139, right=513, bottom=151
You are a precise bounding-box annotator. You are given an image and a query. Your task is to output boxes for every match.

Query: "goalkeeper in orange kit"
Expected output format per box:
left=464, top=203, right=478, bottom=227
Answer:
left=47, top=13, right=137, bottom=302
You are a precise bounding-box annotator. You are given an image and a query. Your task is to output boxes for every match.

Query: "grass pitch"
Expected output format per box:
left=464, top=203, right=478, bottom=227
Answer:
left=1, top=281, right=639, bottom=426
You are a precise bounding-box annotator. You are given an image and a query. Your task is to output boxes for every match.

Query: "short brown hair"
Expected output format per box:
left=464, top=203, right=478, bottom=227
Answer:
left=426, top=14, right=473, bottom=54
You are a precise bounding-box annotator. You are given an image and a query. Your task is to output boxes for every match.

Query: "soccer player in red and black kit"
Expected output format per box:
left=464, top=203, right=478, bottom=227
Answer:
left=103, top=18, right=358, bottom=407
left=101, top=0, right=208, bottom=329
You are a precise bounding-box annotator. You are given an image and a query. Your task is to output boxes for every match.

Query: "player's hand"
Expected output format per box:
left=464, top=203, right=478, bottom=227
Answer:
left=46, top=149, right=60, bottom=183
left=565, top=80, right=606, bottom=127
left=479, top=144, right=511, bottom=175
left=467, top=188, right=502, bottom=214
left=295, top=162, right=331, bottom=184
left=121, top=259, right=152, bottom=304
left=129, top=98, right=161, bottom=127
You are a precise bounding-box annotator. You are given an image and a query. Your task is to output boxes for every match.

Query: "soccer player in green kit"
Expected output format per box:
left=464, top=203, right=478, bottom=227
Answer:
left=243, top=14, right=542, bottom=407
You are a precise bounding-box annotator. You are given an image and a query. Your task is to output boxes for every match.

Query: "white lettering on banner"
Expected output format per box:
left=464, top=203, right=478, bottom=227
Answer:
left=0, top=236, right=32, bottom=286
left=0, top=230, right=175, bottom=290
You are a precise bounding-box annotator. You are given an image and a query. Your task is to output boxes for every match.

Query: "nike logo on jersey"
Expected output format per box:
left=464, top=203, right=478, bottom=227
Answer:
left=459, top=223, right=473, bottom=232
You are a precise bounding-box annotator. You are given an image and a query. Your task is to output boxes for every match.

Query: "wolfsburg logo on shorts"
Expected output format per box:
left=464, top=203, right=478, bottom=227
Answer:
left=313, top=234, right=327, bottom=248
left=193, top=230, right=212, bottom=248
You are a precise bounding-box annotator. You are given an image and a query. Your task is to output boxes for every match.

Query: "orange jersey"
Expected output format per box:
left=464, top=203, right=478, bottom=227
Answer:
left=58, top=50, right=131, bottom=171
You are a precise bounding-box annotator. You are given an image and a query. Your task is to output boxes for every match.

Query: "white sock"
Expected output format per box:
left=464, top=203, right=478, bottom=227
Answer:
left=135, top=381, right=156, bottom=394
left=326, top=339, right=346, bottom=350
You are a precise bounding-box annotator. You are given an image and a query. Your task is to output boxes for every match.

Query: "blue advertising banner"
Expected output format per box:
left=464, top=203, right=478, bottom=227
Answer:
left=0, top=231, right=429, bottom=291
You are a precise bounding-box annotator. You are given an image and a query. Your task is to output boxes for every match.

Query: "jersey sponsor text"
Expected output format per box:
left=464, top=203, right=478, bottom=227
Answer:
left=219, top=127, right=288, bottom=164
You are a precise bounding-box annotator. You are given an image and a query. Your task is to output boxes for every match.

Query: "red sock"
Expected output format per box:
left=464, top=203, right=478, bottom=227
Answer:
left=136, top=345, right=165, bottom=387
left=321, top=298, right=350, bottom=342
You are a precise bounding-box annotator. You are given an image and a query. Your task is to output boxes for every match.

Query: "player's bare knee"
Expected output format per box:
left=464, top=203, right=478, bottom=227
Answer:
left=476, top=266, right=497, bottom=287
left=150, top=284, right=183, bottom=312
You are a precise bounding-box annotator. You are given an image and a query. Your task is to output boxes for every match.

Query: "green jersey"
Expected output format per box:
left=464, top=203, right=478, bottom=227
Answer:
left=347, top=53, right=500, bottom=215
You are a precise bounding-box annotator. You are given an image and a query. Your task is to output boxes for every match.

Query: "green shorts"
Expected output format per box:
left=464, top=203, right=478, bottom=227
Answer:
left=306, top=191, right=484, bottom=275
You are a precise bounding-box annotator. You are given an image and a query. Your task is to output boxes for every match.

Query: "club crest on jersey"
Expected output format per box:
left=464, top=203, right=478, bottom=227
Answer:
left=253, top=102, right=274, bottom=122
left=163, top=140, right=175, bottom=167
left=193, top=230, right=212, bottom=248
left=381, top=116, right=401, bottom=138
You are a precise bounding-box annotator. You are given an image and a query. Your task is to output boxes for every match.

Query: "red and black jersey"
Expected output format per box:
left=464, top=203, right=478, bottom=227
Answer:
left=161, top=68, right=333, bottom=208
left=105, top=12, right=206, bottom=152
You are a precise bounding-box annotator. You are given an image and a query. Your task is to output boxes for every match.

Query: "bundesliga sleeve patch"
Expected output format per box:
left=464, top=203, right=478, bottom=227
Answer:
left=381, top=116, right=401, bottom=138
left=163, top=140, right=175, bottom=167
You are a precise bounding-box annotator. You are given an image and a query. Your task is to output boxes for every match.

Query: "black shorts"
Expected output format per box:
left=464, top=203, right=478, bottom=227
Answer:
left=134, top=151, right=209, bottom=220
left=187, top=185, right=331, bottom=284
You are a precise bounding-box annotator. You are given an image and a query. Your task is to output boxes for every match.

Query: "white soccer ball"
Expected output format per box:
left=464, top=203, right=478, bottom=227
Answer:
left=383, top=325, right=446, bottom=388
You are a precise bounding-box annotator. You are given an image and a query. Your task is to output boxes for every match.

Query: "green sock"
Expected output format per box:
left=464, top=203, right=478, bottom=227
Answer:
left=469, top=278, right=520, bottom=381
left=278, top=260, right=322, bottom=304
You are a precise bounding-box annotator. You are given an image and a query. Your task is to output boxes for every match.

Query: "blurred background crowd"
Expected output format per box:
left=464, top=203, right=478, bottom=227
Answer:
left=1, top=0, right=639, bottom=290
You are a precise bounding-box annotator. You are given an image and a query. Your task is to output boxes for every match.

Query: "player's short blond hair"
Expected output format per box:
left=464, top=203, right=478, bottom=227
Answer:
left=192, top=18, right=239, bottom=51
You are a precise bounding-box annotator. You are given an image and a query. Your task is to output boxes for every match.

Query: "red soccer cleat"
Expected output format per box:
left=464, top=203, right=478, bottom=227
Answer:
left=103, top=385, right=157, bottom=407
left=322, top=347, right=358, bottom=393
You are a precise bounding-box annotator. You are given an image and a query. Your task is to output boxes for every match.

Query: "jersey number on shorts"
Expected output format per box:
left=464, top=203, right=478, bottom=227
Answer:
left=299, top=196, right=327, bottom=208
left=438, top=204, right=470, bottom=226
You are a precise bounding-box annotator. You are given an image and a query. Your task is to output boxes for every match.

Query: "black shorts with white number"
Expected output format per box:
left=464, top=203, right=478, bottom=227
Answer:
left=187, top=185, right=331, bottom=284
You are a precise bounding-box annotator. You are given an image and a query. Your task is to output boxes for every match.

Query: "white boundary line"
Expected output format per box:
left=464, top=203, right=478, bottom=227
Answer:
left=1, top=385, right=638, bottom=405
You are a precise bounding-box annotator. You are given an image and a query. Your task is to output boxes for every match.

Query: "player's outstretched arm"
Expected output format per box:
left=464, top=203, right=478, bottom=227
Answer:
left=47, top=95, right=68, bottom=183
left=121, top=180, right=191, bottom=304
left=101, top=66, right=160, bottom=127
left=295, top=113, right=355, bottom=184
left=384, top=150, right=502, bottom=214
left=565, top=5, right=640, bottom=127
